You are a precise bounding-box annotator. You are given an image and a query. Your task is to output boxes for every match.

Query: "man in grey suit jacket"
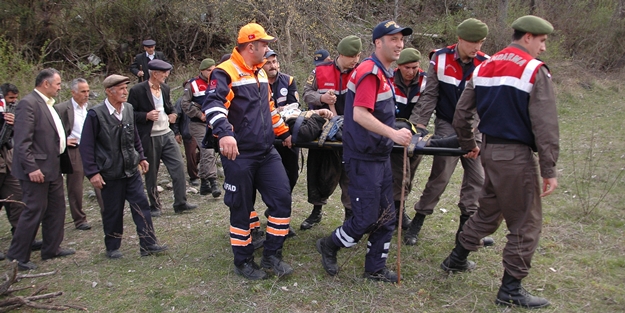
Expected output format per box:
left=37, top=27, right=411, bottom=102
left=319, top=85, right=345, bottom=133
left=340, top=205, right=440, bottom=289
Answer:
left=54, top=78, right=104, bottom=230
left=6, top=68, right=75, bottom=271
left=129, top=39, right=169, bottom=82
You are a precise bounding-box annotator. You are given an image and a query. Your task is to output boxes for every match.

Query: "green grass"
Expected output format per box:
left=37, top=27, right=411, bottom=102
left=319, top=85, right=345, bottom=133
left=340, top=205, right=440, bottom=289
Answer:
left=1, top=74, right=624, bottom=312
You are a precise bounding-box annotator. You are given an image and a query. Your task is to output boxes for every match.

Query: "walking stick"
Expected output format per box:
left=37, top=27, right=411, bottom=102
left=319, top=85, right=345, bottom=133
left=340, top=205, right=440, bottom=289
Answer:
left=396, top=146, right=408, bottom=285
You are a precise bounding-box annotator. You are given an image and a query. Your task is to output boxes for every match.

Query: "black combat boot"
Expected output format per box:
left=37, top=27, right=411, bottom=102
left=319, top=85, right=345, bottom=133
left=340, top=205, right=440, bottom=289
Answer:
left=495, top=271, right=550, bottom=308
left=403, top=213, right=426, bottom=245
left=251, top=228, right=265, bottom=250
left=394, top=201, right=412, bottom=230
left=209, top=178, right=221, bottom=198
left=457, top=214, right=495, bottom=247
left=440, top=242, right=476, bottom=272
left=261, top=249, right=294, bottom=277
left=316, top=236, right=340, bottom=276
left=200, top=178, right=210, bottom=195
left=300, top=205, right=322, bottom=230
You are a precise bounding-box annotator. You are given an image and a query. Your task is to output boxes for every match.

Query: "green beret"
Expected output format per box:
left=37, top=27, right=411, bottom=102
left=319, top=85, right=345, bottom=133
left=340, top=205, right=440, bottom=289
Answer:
left=456, top=18, right=489, bottom=42
left=397, top=48, right=421, bottom=65
left=337, top=35, right=362, bottom=57
left=199, top=58, right=216, bottom=70
left=511, top=15, right=554, bottom=35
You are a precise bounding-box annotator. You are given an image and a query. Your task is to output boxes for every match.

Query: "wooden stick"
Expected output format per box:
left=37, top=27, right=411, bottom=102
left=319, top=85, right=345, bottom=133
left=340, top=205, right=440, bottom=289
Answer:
left=396, top=147, right=408, bottom=285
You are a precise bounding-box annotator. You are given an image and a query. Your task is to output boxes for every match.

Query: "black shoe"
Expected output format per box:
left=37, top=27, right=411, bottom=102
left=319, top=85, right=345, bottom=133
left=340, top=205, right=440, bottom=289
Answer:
left=344, top=208, right=354, bottom=221
left=495, top=271, right=550, bottom=308
left=482, top=237, right=495, bottom=247
left=234, top=259, right=267, bottom=280
left=251, top=229, right=265, bottom=250
left=403, top=213, right=425, bottom=245
left=189, top=178, right=200, bottom=186
left=140, top=244, right=168, bottom=256
left=441, top=244, right=475, bottom=273
left=7, top=257, right=37, bottom=271
left=260, top=250, right=293, bottom=277
left=150, top=206, right=162, bottom=217
left=393, top=201, right=412, bottom=230
left=363, top=267, right=398, bottom=283
left=106, top=250, right=123, bottom=259
left=316, top=236, right=339, bottom=276
left=42, top=248, right=76, bottom=260
left=286, top=226, right=297, bottom=238
left=76, top=223, right=92, bottom=230
left=199, top=178, right=211, bottom=195
left=209, top=178, right=221, bottom=198
left=174, top=202, right=198, bottom=213
left=31, top=240, right=43, bottom=251
left=300, top=205, right=322, bottom=230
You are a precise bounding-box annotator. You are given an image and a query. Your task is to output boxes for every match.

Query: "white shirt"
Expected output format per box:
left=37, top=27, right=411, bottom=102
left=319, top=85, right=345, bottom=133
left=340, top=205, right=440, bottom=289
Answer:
left=34, top=89, right=66, bottom=154
left=105, top=98, right=123, bottom=121
left=70, top=98, right=88, bottom=143
left=150, top=93, right=170, bottom=136
left=146, top=52, right=155, bottom=61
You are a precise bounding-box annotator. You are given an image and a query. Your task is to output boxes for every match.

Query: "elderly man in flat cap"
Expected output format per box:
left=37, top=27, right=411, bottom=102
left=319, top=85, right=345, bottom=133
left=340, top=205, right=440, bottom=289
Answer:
left=441, top=15, right=558, bottom=309
left=80, top=74, right=167, bottom=259
left=390, top=47, right=427, bottom=230
left=181, top=58, right=221, bottom=198
left=404, top=18, right=494, bottom=248
left=129, top=39, right=169, bottom=82
left=299, top=35, right=362, bottom=231
left=128, top=59, right=197, bottom=216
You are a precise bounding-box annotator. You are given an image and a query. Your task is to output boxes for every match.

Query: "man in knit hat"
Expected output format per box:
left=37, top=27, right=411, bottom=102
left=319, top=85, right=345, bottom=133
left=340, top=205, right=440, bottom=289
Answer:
left=181, top=58, right=221, bottom=198
left=404, top=18, right=494, bottom=248
left=441, top=15, right=558, bottom=309
left=299, top=35, right=362, bottom=231
left=390, top=47, right=427, bottom=230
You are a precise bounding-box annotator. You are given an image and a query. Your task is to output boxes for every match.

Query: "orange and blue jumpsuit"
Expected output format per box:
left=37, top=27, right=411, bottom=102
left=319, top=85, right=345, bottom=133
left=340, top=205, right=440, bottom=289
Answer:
left=202, top=48, right=292, bottom=266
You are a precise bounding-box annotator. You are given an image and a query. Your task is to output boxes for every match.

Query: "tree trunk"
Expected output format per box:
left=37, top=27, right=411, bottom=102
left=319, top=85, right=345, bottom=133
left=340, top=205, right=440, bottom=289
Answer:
left=498, top=0, right=508, bottom=30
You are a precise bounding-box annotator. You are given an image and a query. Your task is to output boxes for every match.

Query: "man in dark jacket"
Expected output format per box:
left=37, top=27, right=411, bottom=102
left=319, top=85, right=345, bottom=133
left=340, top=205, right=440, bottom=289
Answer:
left=80, top=74, right=167, bottom=259
left=127, top=59, right=197, bottom=216
left=129, top=39, right=169, bottom=82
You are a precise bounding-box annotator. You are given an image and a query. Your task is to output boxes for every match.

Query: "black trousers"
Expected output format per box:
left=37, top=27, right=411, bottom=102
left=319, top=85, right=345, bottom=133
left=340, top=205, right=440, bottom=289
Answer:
left=100, top=171, right=157, bottom=252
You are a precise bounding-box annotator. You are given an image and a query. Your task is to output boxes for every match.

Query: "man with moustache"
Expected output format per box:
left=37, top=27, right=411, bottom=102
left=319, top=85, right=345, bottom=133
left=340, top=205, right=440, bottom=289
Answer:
left=80, top=74, right=167, bottom=259
left=7, top=68, right=74, bottom=270
left=202, top=23, right=294, bottom=280
left=316, top=20, right=413, bottom=283
left=181, top=58, right=221, bottom=198
left=404, top=18, right=494, bottom=247
left=300, top=35, right=362, bottom=230
left=390, top=48, right=427, bottom=230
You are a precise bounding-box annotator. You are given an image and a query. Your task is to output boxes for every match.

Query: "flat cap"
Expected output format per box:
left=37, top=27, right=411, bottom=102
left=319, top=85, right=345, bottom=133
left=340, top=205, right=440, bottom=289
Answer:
left=264, top=49, right=277, bottom=59
left=456, top=18, right=489, bottom=42
left=313, top=49, right=330, bottom=65
left=512, top=15, right=554, bottom=35
left=199, top=58, right=216, bottom=70
left=372, top=20, right=413, bottom=42
left=148, top=59, right=172, bottom=71
left=397, top=48, right=421, bottom=65
left=103, top=74, right=130, bottom=88
left=142, top=39, right=156, bottom=46
left=337, top=35, right=362, bottom=57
